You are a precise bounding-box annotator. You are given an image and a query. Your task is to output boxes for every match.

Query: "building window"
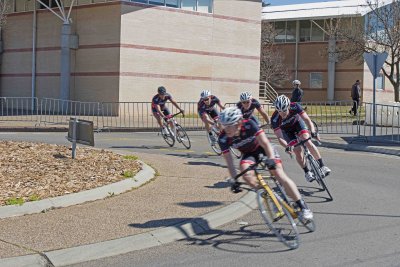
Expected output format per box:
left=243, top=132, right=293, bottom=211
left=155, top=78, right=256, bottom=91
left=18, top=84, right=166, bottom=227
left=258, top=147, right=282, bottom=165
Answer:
left=166, top=0, right=179, bottom=7
left=286, top=21, right=296, bottom=43
left=149, top=0, right=165, bottom=5
left=311, top=20, right=324, bottom=41
left=198, top=0, right=212, bottom=13
left=181, top=0, right=196, bottom=11
left=274, top=21, right=286, bottom=43
left=300, top=20, right=311, bottom=42
left=310, top=72, right=323, bottom=88
left=376, top=73, right=385, bottom=90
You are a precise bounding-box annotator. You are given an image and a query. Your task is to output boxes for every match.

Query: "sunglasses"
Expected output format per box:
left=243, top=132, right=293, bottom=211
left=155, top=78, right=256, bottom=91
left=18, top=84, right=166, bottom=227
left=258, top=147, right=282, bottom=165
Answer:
left=241, top=101, right=250, bottom=104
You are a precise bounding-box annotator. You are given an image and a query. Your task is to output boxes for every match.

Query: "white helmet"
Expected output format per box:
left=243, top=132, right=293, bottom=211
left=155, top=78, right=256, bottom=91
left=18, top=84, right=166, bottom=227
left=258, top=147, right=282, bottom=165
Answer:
left=239, top=92, right=252, bottom=102
left=292, top=79, right=301, bottom=86
left=200, top=90, right=211, bottom=99
left=219, top=107, right=243, bottom=126
left=274, top=95, right=290, bottom=111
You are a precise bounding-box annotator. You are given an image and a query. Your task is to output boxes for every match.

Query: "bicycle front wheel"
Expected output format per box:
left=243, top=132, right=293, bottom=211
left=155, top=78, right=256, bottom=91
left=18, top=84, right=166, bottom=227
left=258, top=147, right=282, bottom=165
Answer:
left=256, top=189, right=300, bottom=249
left=308, top=155, right=333, bottom=201
left=206, top=130, right=221, bottom=155
left=229, top=147, right=241, bottom=159
left=176, top=124, right=191, bottom=149
left=161, top=126, right=175, bottom=147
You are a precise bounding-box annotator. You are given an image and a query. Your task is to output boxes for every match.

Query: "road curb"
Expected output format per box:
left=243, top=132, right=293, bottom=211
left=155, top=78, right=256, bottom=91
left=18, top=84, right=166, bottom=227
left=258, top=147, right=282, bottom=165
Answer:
left=0, top=190, right=257, bottom=267
left=320, top=141, right=400, bottom=157
left=0, top=161, right=155, bottom=219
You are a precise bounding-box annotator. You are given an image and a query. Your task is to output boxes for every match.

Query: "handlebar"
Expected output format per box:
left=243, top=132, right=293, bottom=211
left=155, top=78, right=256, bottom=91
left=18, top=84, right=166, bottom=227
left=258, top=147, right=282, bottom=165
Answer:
left=164, top=111, right=184, bottom=121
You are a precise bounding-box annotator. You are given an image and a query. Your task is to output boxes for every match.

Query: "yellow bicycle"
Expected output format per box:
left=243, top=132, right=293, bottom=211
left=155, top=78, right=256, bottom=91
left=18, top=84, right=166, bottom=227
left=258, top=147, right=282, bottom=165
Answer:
left=233, top=159, right=316, bottom=249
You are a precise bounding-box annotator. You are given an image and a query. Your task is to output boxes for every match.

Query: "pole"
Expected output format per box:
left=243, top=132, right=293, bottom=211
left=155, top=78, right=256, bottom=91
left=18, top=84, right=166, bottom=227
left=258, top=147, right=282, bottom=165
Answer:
left=31, top=3, right=37, bottom=112
left=72, top=118, right=77, bottom=159
left=373, top=54, right=377, bottom=137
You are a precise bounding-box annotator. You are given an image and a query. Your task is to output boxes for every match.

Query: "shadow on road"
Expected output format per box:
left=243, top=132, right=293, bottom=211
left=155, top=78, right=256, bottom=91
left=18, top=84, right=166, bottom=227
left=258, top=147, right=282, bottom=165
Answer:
left=298, top=186, right=333, bottom=203
left=177, top=201, right=224, bottom=208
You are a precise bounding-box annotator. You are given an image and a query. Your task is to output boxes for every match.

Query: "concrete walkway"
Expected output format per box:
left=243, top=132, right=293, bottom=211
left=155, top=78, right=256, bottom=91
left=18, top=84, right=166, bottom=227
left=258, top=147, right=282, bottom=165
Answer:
left=0, top=130, right=398, bottom=267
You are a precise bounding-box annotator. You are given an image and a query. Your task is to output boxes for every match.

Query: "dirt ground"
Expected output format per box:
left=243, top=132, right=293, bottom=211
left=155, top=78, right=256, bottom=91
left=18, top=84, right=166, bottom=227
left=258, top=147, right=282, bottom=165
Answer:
left=0, top=141, right=141, bottom=206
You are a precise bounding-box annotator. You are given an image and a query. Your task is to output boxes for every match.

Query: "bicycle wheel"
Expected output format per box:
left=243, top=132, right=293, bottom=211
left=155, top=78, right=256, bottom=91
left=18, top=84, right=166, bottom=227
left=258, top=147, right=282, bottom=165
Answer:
left=308, top=155, right=333, bottom=201
left=176, top=124, right=191, bottom=149
left=229, top=147, right=241, bottom=159
left=161, top=126, right=175, bottom=147
left=272, top=179, right=316, bottom=232
left=256, top=189, right=300, bottom=249
left=206, top=129, right=221, bottom=155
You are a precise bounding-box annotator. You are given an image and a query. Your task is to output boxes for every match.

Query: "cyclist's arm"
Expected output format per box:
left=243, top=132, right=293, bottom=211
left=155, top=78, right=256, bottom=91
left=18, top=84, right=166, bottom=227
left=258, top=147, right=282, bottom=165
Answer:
left=202, top=113, right=216, bottom=125
left=222, top=151, right=237, bottom=179
left=217, top=101, right=225, bottom=110
left=257, top=107, right=270, bottom=124
left=273, top=128, right=288, bottom=148
left=256, top=132, right=275, bottom=159
left=170, top=99, right=183, bottom=113
left=300, top=112, right=315, bottom=133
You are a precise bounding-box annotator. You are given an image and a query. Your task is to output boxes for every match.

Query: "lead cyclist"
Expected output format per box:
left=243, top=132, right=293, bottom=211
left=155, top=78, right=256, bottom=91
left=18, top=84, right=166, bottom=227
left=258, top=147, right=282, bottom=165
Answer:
left=218, top=107, right=313, bottom=221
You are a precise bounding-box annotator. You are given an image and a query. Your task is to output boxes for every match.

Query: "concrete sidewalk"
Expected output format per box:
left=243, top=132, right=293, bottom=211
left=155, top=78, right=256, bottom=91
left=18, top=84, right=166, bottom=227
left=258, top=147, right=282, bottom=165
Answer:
left=0, top=129, right=398, bottom=266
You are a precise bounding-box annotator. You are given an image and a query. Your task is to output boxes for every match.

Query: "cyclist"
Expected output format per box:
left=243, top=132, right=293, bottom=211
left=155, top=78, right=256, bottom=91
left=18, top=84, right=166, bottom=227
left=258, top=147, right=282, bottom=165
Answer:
left=197, top=90, right=225, bottom=143
left=218, top=107, right=313, bottom=220
left=291, top=79, right=304, bottom=103
left=271, top=95, right=331, bottom=183
left=236, top=92, right=270, bottom=126
left=152, top=86, right=184, bottom=133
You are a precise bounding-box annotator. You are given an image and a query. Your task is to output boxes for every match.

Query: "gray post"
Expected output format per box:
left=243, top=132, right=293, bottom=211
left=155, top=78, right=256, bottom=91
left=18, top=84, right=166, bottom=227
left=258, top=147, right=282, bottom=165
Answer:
left=372, top=54, right=377, bottom=137
left=60, top=23, right=72, bottom=101
left=72, top=118, right=77, bottom=159
left=327, top=36, right=336, bottom=102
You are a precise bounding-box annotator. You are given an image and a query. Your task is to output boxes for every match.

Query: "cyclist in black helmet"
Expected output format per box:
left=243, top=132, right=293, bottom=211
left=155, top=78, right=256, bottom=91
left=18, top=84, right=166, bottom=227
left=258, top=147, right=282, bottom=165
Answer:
left=152, top=86, right=184, bottom=133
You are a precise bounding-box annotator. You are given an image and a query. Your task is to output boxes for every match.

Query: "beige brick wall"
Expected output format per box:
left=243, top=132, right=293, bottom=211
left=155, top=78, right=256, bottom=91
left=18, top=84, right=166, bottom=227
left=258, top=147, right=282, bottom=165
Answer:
left=2, top=1, right=262, bottom=105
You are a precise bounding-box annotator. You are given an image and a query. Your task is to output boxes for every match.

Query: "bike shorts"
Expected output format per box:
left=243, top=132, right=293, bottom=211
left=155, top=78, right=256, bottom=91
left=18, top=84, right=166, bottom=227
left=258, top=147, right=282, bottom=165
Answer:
left=240, top=145, right=282, bottom=166
left=199, top=108, right=219, bottom=121
left=245, top=114, right=260, bottom=125
left=282, top=119, right=309, bottom=146
left=152, top=108, right=171, bottom=118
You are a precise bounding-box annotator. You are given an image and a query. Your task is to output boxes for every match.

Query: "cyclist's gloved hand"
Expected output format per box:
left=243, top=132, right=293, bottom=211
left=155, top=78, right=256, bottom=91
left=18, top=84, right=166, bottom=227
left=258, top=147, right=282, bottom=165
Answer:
left=261, top=156, right=276, bottom=170
left=285, top=146, right=294, bottom=154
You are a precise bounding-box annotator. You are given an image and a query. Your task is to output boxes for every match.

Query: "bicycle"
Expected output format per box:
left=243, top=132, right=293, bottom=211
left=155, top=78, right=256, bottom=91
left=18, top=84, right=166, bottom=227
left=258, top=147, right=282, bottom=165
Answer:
left=293, top=137, right=333, bottom=201
left=232, top=158, right=316, bottom=249
left=206, top=118, right=241, bottom=158
left=160, top=112, right=191, bottom=149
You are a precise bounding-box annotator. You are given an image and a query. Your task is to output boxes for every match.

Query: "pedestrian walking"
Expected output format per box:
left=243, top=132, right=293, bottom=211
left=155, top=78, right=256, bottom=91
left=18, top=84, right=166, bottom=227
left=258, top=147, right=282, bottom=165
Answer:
left=350, top=80, right=361, bottom=116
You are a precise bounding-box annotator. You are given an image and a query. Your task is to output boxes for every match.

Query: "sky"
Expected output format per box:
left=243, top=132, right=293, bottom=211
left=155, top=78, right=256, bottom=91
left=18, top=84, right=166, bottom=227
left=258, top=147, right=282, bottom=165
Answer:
left=264, top=0, right=338, bottom=6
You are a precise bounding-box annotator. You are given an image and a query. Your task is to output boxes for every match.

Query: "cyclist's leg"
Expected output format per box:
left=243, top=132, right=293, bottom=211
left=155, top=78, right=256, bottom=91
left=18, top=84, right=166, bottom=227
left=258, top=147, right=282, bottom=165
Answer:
left=239, top=151, right=261, bottom=189
left=152, top=110, right=163, bottom=128
left=200, top=112, right=212, bottom=133
left=249, top=114, right=260, bottom=126
left=163, top=108, right=174, bottom=131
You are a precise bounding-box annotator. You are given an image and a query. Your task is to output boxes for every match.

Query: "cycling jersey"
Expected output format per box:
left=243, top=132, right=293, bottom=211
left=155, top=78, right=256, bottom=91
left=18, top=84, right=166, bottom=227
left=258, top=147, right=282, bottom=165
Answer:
left=151, top=93, right=172, bottom=113
left=236, top=98, right=262, bottom=119
left=271, top=102, right=309, bottom=145
left=198, top=95, right=221, bottom=118
left=218, top=119, right=281, bottom=165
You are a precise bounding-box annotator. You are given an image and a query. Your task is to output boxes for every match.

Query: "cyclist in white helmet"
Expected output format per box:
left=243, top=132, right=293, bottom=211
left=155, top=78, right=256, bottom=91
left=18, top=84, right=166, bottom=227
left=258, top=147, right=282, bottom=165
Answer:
left=291, top=79, right=304, bottom=103
left=218, top=107, right=313, bottom=220
left=197, top=90, right=225, bottom=143
left=236, top=91, right=270, bottom=125
left=271, top=95, right=331, bottom=182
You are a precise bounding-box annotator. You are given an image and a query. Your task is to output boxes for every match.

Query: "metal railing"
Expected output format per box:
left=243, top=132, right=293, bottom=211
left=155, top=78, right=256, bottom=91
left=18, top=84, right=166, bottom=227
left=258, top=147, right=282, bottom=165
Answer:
left=0, top=97, right=399, bottom=143
left=259, top=81, right=278, bottom=103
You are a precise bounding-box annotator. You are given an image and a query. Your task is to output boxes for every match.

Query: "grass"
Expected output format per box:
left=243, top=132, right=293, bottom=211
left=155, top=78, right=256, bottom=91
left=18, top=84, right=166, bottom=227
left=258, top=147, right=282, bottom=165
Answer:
left=123, top=155, right=138, bottom=160
left=28, top=194, right=40, bottom=202
left=5, top=197, right=25, bottom=206
left=123, top=170, right=135, bottom=178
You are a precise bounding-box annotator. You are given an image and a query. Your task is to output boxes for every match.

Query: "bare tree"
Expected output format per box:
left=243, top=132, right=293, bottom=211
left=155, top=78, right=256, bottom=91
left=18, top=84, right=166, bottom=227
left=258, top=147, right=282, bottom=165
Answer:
left=337, top=0, right=400, bottom=102
left=260, top=21, right=289, bottom=87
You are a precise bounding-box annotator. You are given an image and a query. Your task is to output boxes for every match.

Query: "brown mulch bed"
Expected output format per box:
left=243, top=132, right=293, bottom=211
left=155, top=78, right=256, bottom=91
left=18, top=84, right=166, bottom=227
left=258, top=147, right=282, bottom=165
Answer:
left=0, top=141, right=141, bottom=206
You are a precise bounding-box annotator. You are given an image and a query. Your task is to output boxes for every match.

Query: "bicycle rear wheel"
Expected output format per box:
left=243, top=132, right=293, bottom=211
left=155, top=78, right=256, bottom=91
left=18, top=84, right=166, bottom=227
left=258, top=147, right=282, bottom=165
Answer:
left=308, top=155, right=333, bottom=201
left=176, top=124, right=191, bottom=149
left=161, top=126, right=175, bottom=147
left=206, top=129, right=221, bottom=155
left=256, top=189, right=300, bottom=249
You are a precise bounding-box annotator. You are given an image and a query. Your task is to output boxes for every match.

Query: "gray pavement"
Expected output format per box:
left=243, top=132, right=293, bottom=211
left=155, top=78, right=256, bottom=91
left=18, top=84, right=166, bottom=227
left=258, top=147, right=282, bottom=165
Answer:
left=0, top=128, right=398, bottom=267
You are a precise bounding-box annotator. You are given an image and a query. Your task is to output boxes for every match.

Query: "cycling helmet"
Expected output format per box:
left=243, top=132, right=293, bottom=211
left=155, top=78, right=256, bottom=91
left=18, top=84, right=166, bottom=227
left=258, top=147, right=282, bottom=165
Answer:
left=240, top=92, right=252, bottom=102
left=292, top=80, right=301, bottom=86
left=274, top=95, right=290, bottom=111
left=200, top=90, right=211, bottom=99
left=158, top=86, right=167, bottom=94
left=219, top=107, right=243, bottom=126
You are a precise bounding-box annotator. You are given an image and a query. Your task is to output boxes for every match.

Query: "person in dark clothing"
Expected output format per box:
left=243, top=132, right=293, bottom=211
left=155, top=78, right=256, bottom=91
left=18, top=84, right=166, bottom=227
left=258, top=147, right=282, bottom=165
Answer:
left=291, top=79, right=304, bottom=103
left=350, top=80, right=361, bottom=116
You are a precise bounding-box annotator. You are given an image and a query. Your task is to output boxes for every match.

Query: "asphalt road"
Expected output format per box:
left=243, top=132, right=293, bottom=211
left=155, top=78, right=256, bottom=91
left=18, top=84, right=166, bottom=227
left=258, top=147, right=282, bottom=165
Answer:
left=1, top=131, right=400, bottom=267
